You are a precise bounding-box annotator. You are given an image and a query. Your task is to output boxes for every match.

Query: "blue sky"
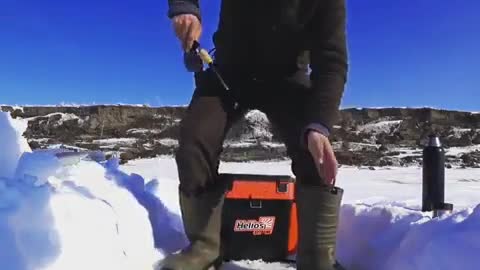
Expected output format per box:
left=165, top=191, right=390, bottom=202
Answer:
left=1, top=0, right=479, bottom=111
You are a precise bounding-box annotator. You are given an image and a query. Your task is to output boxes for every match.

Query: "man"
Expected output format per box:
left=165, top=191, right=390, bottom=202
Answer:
left=157, top=0, right=348, bottom=269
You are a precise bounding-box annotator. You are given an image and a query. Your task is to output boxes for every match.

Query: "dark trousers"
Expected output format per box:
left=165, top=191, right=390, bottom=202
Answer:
left=175, top=69, right=322, bottom=195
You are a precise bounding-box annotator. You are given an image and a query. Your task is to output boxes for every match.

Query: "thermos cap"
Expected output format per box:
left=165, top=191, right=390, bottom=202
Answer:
left=427, top=134, right=442, bottom=147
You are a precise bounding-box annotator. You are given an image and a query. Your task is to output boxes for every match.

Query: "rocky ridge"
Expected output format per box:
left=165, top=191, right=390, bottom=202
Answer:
left=1, top=105, right=479, bottom=167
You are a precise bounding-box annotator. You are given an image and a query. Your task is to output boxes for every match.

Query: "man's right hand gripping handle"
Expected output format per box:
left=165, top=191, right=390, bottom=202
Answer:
left=167, top=0, right=203, bottom=52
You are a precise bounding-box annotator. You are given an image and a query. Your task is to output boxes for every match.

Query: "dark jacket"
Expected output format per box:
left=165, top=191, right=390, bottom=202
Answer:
left=167, top=0, right=348, bottom=132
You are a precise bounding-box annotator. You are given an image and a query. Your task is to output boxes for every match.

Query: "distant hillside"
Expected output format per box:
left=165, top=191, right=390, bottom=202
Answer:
left=1, top=105, right=479, bottom=167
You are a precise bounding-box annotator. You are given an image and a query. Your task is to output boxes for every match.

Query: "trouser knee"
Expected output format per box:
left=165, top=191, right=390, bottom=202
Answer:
left=175, top=142, right=220, bottom=195
left=176, top=143, right=207, bottom=194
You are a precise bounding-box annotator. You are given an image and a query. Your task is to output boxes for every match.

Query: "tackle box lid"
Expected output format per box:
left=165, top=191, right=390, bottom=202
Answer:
left=220, top=173, right=295, bottom=183
left=221, top=173, right=296, bottom=200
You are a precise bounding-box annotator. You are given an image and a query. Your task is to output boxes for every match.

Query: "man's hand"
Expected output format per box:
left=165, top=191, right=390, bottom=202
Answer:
left=307, top=130, right=339, bottom=186
left=172, top=14, right=202, bottom=51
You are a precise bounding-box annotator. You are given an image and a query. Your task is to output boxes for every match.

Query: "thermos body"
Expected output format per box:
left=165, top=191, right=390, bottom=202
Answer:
left=422, top=137, right=445, bottom=212
left=421, top=135, right=453, bottom=216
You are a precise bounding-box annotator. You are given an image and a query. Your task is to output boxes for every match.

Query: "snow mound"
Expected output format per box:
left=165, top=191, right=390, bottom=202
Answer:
left=0, top=113, right=161, bottom=270
left=0, top=153, right=162, bottom=270
left=0, top=112, right=31, bottom=179
left=338, top=203, right=480, bottom=270
left=243, top=110, right=273, bottom=140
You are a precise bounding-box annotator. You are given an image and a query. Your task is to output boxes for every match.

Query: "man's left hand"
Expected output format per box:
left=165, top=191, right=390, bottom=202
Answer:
left=307, top=130, right=339, bottom=186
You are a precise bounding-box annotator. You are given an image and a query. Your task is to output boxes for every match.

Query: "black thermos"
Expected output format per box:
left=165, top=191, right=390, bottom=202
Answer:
left=422, top=134, right=453, bottom=216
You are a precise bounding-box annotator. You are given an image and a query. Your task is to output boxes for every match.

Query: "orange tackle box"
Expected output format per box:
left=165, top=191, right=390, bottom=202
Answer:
left=220, top=173, right=298, bottom=262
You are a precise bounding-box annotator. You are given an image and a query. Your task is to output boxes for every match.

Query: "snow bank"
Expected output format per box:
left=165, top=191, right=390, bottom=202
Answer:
left=338, top=203, right=480, bottom=270
left=0, top=153, right=161, bottom=270
left=105, top=158, right=188, bottom=255
left=0, top=113, right=160, bottom=270
left=0, top=112, right=31, bottom=179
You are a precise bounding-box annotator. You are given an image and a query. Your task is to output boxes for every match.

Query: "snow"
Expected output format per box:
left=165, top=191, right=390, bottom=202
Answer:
left=337, top=203, right=480, bottom=270
left=93, top=138, right=137, bottom=145
left=154, top=138, right=179, bottom=147
left=0, top=112, right=32, bottom=179
left=0, top=105, right=24, bottom=112
left=1, top=113, right=160, bottom=270
left=153, top=114, right=181, bottom=121
left=243, top=110, right=273, bottom=140
left=29, top=138, right=50, bottom=143
left=1, top=112, right=480, bottom=270
left=24, top=112, right=83, bottom=126
left=260, top=141, right=285, bottom=148
left=357, top=120, right=403, bottom=134
left=123, top=158, right=480, bottom=210
left=47, top=144, right=88, bottom=152
left=123, top=158, right=480, bottom=270
left=391, top=147, right=420, bottom=155
left=452, top=127, right=474, bottom=135
left=223, top=141, right=285, bottom=148
left=445, top=145, right=480, bottom=156
left=339, top=142, right=379, bottom=152
left=127, top=128, right=163, bottom=135
left=224, top=141, right=256, bottom=148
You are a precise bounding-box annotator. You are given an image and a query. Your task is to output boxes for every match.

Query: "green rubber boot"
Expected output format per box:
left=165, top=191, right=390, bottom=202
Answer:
left=155, top=188, right=225, bottom=270
left=296, top=184, right=345, bottom=270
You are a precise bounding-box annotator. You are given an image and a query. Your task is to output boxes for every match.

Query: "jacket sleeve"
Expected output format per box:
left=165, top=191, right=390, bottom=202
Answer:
left=167, top=0, right=201, bottom=20
left=305, top=0, right=349, bottom=132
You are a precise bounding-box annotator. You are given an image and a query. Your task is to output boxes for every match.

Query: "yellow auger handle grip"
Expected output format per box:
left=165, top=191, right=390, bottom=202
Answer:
left=198, top=48, right=213, bottom=65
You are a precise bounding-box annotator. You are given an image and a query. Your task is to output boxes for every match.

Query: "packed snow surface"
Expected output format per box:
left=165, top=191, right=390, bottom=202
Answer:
left=1, top=112, right=480, bottom=270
